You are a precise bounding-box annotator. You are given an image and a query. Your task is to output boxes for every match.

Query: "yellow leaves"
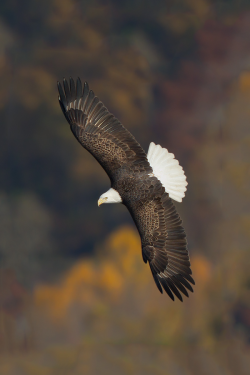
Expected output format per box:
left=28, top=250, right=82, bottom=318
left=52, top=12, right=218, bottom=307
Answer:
left=105, top=226, right=149, bottom=285
left=34, top=225, right=154, bottom=323
left=35, top=261, right=98, bottom=320
left=32, top=221, right=249, bottom=351
left=99, top=262, right=123, bottom=295
left=34, top=226, right=142, bottom=320
left=64, top=260, right=96, bottom=287
left=161, top=0, right=210, bottom=34
left=107, top=225, right=140, bottom=259
left=35, top=285, right=63, bottom=320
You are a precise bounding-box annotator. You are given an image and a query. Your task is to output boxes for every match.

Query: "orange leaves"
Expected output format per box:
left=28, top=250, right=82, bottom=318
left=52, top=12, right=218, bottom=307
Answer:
left=35, top=261, right=96, bottom=320
left=27, top=220, right=250, bottom=355
left=239, top=71, right=250, bottom=93
left=34, top=226, right=143, bottom=320
left=104, top=226, right=150, bottom=290
left=106, top=226, right=141, bottom=272
left=99, top=262, right=123, bottom=295
left=64, top=260, right=96, bottom=288
left=192, top=255, right=212, bottom=284
left=35, top=261, right=97, bottom=320
left=35, top=285, right=63, bottom=320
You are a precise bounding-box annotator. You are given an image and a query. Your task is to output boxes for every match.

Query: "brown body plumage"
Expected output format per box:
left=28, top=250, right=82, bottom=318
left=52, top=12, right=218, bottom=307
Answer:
left=57, top=78, right=195, bottom=301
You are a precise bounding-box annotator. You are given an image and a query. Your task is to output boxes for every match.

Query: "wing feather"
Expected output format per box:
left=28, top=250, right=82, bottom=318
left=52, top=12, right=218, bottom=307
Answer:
left=58, top=78, right=152, bottom=181
left=128, top=180, right=194, bottom=302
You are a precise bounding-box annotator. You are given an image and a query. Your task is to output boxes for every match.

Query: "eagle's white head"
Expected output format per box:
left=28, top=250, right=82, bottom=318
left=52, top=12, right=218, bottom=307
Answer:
left=98, top=188, right=122, bottom=206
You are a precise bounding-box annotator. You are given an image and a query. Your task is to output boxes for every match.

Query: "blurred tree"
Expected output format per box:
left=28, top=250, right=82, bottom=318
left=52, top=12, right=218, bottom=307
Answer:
left=0, top=192, right=56, bottom=286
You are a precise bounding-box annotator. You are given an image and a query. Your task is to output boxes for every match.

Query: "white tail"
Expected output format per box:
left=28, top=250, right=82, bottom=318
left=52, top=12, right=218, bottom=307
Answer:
left=147, top=142, right=187, bottom=202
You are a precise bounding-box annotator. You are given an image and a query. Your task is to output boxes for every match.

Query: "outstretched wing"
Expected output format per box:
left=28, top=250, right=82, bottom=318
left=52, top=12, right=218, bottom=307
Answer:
left=127, top=177, right=194, bottom=301
left=58, top=78, right=152, bottom=181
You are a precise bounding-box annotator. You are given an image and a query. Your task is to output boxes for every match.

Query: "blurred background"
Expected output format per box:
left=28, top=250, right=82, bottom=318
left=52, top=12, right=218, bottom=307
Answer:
left=0, top=0, right=250, bottom=374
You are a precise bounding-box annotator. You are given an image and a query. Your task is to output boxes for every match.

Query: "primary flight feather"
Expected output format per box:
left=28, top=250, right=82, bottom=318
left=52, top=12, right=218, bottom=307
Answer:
left=57, top=78, right=194, bottom=301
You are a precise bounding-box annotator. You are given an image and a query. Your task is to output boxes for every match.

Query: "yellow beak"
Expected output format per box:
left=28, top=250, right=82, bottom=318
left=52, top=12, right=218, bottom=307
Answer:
left=98, top=197, right=107, bottom=206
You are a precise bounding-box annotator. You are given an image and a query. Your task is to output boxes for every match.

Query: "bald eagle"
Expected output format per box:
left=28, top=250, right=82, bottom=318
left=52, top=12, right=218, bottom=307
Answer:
left=57, top=78, right=194, bottom=301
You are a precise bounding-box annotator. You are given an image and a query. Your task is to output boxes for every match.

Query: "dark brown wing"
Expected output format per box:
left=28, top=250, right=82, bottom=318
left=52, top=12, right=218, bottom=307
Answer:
left=127, top=178, right=194, bottom=302
left=57, top=78, right=152, bottom=181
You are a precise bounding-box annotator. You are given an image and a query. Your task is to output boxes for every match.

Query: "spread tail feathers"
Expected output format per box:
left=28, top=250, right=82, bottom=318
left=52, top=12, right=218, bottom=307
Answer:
left=147, top=142, right=187, bottom=202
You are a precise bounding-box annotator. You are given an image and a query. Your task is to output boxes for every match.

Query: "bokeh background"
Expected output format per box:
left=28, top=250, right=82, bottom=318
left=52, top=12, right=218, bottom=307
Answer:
left=0, top=0, right=250, bottom=374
